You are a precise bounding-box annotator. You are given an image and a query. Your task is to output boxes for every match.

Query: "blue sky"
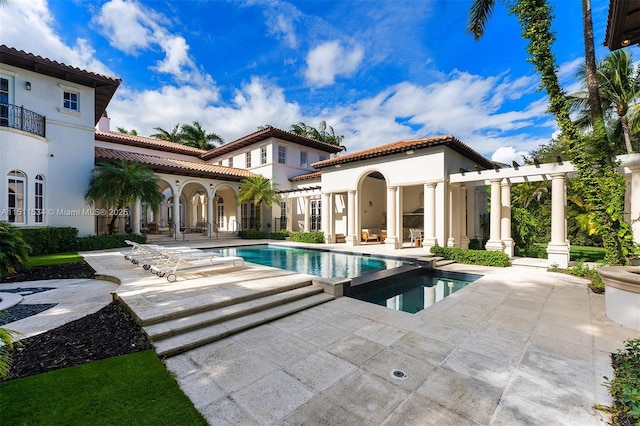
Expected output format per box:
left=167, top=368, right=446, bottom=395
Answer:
left=1, top=0, right=614, bottom=163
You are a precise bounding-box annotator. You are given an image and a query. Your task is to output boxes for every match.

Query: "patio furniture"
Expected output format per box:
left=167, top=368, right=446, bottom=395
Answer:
left=409, top=228, right=423, bottom=247
left=361, top=228, right=380, bottom=243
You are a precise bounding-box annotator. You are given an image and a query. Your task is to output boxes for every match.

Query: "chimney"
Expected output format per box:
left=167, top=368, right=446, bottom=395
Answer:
left=97, top=111, right=111, bottom=132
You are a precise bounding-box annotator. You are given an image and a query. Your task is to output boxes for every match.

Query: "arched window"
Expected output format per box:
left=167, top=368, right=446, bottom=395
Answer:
left=35, top=174, right=44, bottom=223
left=7, top=170, right=26, bottom=223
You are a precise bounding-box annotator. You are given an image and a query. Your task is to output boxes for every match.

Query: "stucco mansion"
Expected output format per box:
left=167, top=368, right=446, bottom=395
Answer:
left=2, top=45, right=639, bottom=269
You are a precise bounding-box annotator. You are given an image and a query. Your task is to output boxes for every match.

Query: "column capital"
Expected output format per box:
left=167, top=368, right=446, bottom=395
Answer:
left=549, top=172, right=567, bottom=179
left=347, top=189, right=356, bottom=196
left=424, top=182, right=438, bottom=189
left=490, top=178, right=503, bottom=184
left=387, top=185, right=398, bottom=192
left=500, top=180, right=511, bottom=188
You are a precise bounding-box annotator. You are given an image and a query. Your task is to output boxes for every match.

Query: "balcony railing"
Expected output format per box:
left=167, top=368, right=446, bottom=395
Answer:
left=1, top=103, right=46, bottom=137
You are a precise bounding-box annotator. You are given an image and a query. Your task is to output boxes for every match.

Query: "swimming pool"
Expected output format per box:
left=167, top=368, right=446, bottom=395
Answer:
left=350, top=270, right=481, bottom=314
left=207, top=245, right=408, bottom=279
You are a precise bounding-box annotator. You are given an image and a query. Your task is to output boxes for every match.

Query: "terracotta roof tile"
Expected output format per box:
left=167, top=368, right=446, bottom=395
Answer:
left=312, top=135, right=493, bottom=169
left=95, top=131, right=206, bottom=156
left=201, top=126, right=343, bottom=160
left=95, top=147, right=258, bottom=181
left=290, top=171, right=322, bottom=182
left=1, top=45, right=121, bottom=124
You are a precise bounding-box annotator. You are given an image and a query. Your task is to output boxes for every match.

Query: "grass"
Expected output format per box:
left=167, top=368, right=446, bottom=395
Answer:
left=0, top=350, right=208, bottom=425
left=27, top=252, right=84, bottom=267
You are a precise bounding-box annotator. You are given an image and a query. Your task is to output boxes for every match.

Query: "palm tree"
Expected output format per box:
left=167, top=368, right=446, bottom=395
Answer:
left=85, top=161, right=164, bottom=235
left=289, top=121, right=344, bottom=146
left=116, top=127, right=138, bottom=136
left=180, top=121, right=224, bottom=150
left=0, top=325, right=18, bottom=379
left=151, top=124, right=183, bottom=143
left=571, top=50, right=640, bottom=154
left=237, top=177, right=280, bottom=231
left=0, top=221, right=31, bottom=279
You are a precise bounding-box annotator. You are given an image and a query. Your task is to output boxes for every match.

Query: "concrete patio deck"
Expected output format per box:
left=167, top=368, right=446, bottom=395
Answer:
left=6, top=239, right=639, bottom=425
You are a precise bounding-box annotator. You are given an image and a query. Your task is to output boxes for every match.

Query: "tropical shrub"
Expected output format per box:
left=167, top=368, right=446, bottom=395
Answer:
left=269, top=231, right=289, bottom=240
left=600, top=338, right=640, bottom=425
left=289, top=232, right=325, bottom=244
left=0, top=324, right=18, bottom=379
left=430, top=246, right=510, bottom=267
left=239, top=230, right=266, bottom=239
left=20, top=227, right=78, bottom=255
left=0, top=222, right=32, bottom=279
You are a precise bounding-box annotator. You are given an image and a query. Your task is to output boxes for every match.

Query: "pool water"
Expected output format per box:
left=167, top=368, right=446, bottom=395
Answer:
left=352, top=271, right=479, bottom=314
left=208, top=245, right=407, bottom=279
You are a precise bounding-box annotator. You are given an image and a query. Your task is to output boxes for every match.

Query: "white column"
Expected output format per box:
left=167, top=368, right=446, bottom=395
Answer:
left=207, top=193, right=214, bottom=236
left=485, top=178, right=505, bottom=252
left=385, top=186, right=398, bottom=249
left=501, top=180, right=514, bottom=257
left=631, top=167, right=640, bottom=245
left=459, top=185, right=469, bottom=248
left=467, top=186, right=476, bottom=244
left=322, top=192, right=332, bottom=243
left=447, top=184, right=460, bottom=247
left=547, top=173, right=570, bottom=268
left=172, top=191, right=181, bottom=236
left=423, top=182, right=438, bottom=250
left=346, top=190, right=357, bottom=245
left=304, top=196, right=311, bottom=232
left=132, top=199, right=141, bottom=234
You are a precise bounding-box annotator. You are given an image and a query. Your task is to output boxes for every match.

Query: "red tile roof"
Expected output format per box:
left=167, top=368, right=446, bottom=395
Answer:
left=1, top=45, right=121, bottom=124
left=95, top=130, right=206, bottom=156
left=290, top=171, right=322, bottom=182
left=95, top=147, right=258, bottom=181
left=201, top=126, right=344, bottom=160
left=312, top=135, right=494, bottom=169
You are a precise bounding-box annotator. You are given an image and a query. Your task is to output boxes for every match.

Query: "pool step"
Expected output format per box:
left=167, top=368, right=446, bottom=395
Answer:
left=435, top=259, right=456, bottom=267
left=152, top=289, right=335, bottom=357
left=135, top=275, right=315, bottom=326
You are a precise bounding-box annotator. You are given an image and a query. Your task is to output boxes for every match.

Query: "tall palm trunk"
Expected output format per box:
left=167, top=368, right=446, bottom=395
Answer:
left=620, top=113, right=635, bottom=153
left=582, top=0, right=604, bottom=124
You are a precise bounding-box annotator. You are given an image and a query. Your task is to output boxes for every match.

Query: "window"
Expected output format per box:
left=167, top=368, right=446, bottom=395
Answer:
left=245, top=152, right=252, bottom=168
left=7, top=170, right=26, bottom=223
left=63, top=91, right=79, bottom=111
left=217, top=197, right=225, bottom=229
left=0, top=77, right=9, bottom=127
left=260, top=146, right=267, bottom=165
left=319, top=154, right=328, bottom=162
left=35, top=174, right=44, bottom=223
left=279, top=201, right=287, bottom=231
left=300, top=151, right=308, bottom=168
left=228, top=157, right=233, bottom=167
left=311, top=199, right=321, bottom=231
left=278, top=146, right=286, bottom=164
left=218, top=160, right=222, bottom=166
left=241, top=202, right=255, bottom=230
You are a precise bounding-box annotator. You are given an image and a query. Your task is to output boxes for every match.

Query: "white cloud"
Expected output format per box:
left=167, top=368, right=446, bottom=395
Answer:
left=491, top=146, right=531, bottom=165
left=94, top=0, right=211, bottom=86
left=1, top=0, right=113, bottom=76
left=305, top=41, right=364, bottom=87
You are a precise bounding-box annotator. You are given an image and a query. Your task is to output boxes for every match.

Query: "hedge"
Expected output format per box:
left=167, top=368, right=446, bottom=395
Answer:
left=430, top=246, right=510, bottom=267
left=19, top=227, right=146, bottom=255
left=20, top=227, right=79, bottom=256
left=289, top=231, right=324, bottom=244
left=76, top=233, right=146, bottom=251
left=239, top=230, right=266, bottom=239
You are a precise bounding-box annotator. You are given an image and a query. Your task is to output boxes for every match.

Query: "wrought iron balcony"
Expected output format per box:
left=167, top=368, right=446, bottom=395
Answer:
left=0, top=103, right=46, bottom=137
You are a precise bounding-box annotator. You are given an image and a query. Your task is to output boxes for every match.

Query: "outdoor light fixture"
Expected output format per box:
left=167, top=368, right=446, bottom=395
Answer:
left=369, top=201, right=373, bottom=207
left=209, top=183, right=214, bottom=189
left=622, top=39, right=631, bottom=47
left=175, top=180, right=180, bottom=186
left=25, top=81, right=31, bottom=90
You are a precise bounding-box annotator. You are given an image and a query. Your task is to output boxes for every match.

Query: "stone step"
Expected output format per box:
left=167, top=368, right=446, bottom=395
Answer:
left=139, top=277, right=314, bottom=325
left=154, top=292, right=335, bottom=357
left=146, top=285, right=324, bottom=340
left=435, top=259, right=456, bottom=267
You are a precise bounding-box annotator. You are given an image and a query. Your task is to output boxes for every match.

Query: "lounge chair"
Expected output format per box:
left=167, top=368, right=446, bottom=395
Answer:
left=149, top=250, right=244, bottom=282
left=409, top=228, right=423, bottom=247
left=361, top=229, right=380, bottom=243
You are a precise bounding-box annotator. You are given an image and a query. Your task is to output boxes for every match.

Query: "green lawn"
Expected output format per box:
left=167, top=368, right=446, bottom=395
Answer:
left=27, top=252, right=84, bottom=267
left=0, top=350, right=207, bottom=425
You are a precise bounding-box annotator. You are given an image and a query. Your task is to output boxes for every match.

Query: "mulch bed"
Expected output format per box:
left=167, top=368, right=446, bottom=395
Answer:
left=1, top=262, right=96, bottom=283
left=1, top=263, right=153, bottom=382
